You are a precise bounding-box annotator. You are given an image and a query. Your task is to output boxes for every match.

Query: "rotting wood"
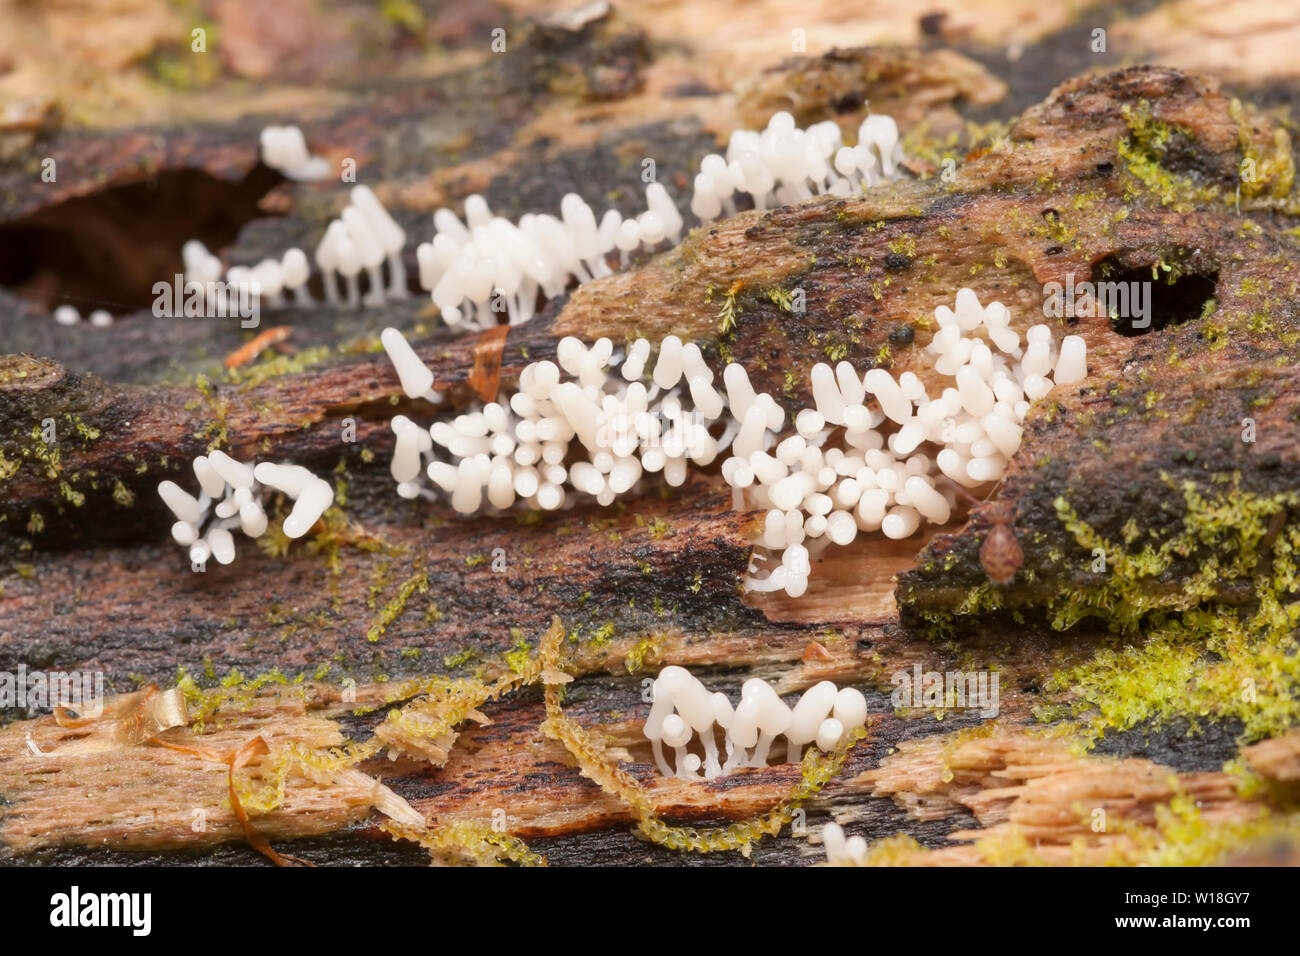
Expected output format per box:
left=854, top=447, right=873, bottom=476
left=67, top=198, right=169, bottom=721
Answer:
left=4, top=0, right=1300, bottom=866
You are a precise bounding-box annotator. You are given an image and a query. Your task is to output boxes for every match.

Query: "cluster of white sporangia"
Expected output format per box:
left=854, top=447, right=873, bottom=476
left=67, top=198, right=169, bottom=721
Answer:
left=820, top=822, right=869, bottom=866
left=642, top=666, right=868, bottom=779
left=736, top=289, right=1087, bottom=598
left=259, top=124, right=329, bottom=182
left=52, top=305, right=113, bottom=327
left=415, top=183, right=683, bottom=331
left=178, top=109, right=904, bottom=332
left=379, top=326, right=717, bottom=508
left=314, top=186, right=410, bottom=308
left=690, top=110, right=904, bottom=222
left=157, top=452, right=334, bottom=566
left=180, top=185, right=404, bottom=314
left=379, top=288, right=1087, bottom=596
left=180, top=183, right=678, bottom=326
left=181, top=239, right=313, bottom=312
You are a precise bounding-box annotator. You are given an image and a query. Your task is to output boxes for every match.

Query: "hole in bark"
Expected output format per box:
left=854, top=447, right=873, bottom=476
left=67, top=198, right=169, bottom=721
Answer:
left=1090, top=258, right=1218, bottom=336
left=0, top=166, right=284, bottom=317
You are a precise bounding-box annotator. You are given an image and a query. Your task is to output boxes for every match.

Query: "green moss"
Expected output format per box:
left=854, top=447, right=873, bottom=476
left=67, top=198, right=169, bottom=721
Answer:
left=917, top=581, right=1011, bottom=639
left=111, top=479, right=135, bottom=508
left=569, top=620, right=617, bottom=649
left=881, top=787, right=1300, bottom=867
left=58, top=481, right=85, bottom=507
left=624, top=636, right=661, bottom=674
left=887, top=234, right=917, bottom=258
left=0, top=450, right=17, bottom=484
left=1042, top=478, right=1300, bottom=744
left=366, top=569, right=429, bottom=643
left=1050, top=478, right=1292, bottom=632
left=72, top=421, right=100, bottom=441
left=1203, top=322, right=1229, bottom=350
left=1229, top=98, right=1295, bottom=203
left=954, top=583, right=1004, bottom=616
left=1136, top=793, right=1300, bottom=865
left=1115, top=97, right=1295, bottom=214
left=177, top=665, right=303, bottom=732
left=302, top=504, right=403, bottom=577
left=973, top=827, right=1050, bottom=866
left=766, top=287, right=794, bottom=311
left=257, top=522, right=293, bottom=560
left=380, top=0, right=425, bottom=32
left=716, top=285, right=740, bottom=336
left=504, top=635, right=533, bottom=674
left=25, top=425, right=62, bottom=481
left=443, top=648, right=475, bottom=669
left=1115, top=101, right=1221, bottom=212
left=638, top=516, right=672, bottom=539
left=859, top=832, right=928, bottom=866
left=149, top=17, right=222, bottom=91
left=225, top=345, right=333, bottom=390
left=188, top=374, right=230, bottom=446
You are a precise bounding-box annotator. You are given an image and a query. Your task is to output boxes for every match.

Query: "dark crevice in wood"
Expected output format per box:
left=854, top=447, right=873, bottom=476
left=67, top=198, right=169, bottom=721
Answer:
left=0, top=166, right=285, bottom=316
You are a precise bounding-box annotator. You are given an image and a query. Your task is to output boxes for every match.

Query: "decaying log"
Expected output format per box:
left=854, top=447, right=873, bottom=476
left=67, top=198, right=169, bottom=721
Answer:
left=3, top=1, right=1300, bottom=866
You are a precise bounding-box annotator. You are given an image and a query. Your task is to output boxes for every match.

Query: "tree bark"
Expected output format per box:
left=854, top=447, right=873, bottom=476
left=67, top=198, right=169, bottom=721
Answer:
left=2, top=1, right=1300, bottom=866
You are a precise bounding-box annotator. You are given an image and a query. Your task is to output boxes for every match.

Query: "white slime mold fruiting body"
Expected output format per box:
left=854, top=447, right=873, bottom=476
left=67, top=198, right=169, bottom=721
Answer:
left=821, top=821, right=870, bottom=866
left=642, top=666, right=869, bottom=779
left=691, top=111, right=907, bottom=227
left=158, top=456, right=334, bottom=565
left=379, top=280, right=1084, bottom=598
